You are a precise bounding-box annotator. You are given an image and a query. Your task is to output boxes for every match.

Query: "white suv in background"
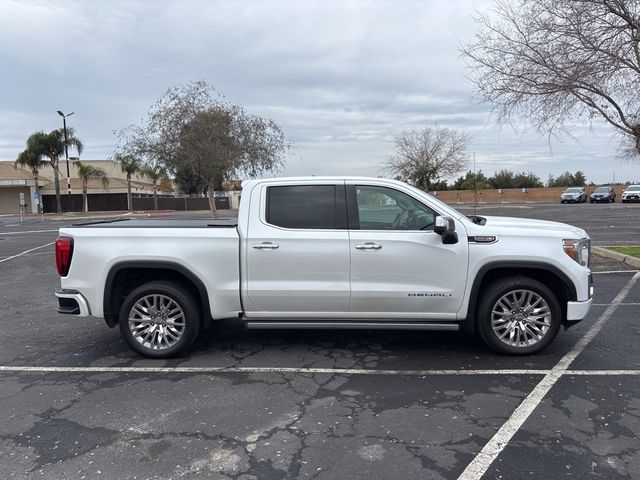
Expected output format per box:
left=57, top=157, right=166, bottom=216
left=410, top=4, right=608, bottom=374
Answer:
left=621, top=185, right=640, bottom=203
left=560, top=187, right=587, bottom=204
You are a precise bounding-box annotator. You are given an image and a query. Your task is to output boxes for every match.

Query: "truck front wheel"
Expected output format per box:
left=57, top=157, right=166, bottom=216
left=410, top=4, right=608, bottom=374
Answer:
left=478, top=276, right=561, bottom=355
left=118, top=281, right=201, bottom=358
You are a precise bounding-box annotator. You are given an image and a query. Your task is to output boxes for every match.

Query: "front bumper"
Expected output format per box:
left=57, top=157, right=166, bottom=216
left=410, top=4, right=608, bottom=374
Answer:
left=564, top=271, right=593, bottom=327
left=566, top=298, right=592, bottom=321
left=55, top=289, right=91, bottom=316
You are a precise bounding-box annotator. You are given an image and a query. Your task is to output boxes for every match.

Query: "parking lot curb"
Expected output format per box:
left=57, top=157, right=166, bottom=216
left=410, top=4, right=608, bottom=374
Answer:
left=592, top=246, right=640, bottom=269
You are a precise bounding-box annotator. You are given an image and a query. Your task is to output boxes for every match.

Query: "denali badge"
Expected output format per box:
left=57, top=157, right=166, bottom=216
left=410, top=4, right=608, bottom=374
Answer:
left=469, top=235, right=497, bottom=243
left=408, top=292, right=452, bottom=297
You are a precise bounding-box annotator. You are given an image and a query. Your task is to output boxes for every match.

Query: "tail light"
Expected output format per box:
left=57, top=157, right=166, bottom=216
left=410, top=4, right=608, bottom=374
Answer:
left=55, top=237, right=74, bottom=276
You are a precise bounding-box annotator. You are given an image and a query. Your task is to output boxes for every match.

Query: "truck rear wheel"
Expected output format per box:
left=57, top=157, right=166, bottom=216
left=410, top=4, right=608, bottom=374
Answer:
left=478, top=276, right=561, bottom=355
left=119, top=281, right=201, bottom=358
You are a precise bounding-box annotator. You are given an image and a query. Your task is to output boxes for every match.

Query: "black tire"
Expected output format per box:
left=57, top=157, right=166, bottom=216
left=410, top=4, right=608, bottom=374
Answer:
left=477, top=276, right=561, bottom=355
left=589, top=200, right=593, bottom=204
left=119, top=281, right=201, bottom=358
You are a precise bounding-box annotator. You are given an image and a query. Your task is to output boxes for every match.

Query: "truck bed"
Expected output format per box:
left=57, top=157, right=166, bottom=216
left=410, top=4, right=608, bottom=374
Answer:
left=71, top=218, right=238, bottom=228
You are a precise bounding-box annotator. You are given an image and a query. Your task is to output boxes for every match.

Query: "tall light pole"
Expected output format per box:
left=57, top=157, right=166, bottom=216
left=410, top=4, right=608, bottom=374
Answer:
left=57, top=110, right=75, bottom=209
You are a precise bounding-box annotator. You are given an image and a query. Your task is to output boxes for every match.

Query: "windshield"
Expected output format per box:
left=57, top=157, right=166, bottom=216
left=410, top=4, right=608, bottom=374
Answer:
left=595, top=187, right=610, bottom=192
left=565, top=188, right=582, bottom=193
left=627, top=186, right=640, bottom=192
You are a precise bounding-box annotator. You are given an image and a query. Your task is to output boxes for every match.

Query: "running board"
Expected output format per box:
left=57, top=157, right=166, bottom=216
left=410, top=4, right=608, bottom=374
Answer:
left=245, top=321, right=460, bottom=331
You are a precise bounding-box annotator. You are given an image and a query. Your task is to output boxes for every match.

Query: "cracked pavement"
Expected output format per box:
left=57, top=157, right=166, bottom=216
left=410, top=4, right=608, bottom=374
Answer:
left=1, top=207, right=640, bottom=479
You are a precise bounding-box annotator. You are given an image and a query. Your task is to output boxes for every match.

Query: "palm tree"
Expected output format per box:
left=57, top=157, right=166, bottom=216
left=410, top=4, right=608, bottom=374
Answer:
left=23, top=129, right=84, bottom=213
left=115, top=154, right=141, bottom=211
left=140, top=164, right=168, bottom=210
left=75, top=161, right=108, bottom=213
left=15, top=148, right=48, bottom=210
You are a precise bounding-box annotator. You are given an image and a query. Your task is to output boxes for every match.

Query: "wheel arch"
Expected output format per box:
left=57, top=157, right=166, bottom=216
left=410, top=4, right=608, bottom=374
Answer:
left=103, top=261, right=212, bottom=329
left=463, top=261, right=577, bottom=333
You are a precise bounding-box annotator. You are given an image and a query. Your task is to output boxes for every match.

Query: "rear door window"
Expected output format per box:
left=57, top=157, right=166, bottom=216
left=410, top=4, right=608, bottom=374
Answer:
left=266, top=185, right=340, bottom=229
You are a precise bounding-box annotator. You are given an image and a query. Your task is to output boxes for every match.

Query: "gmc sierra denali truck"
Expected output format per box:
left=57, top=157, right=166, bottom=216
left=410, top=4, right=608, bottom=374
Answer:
left=55, top=177, right=593, bottom=358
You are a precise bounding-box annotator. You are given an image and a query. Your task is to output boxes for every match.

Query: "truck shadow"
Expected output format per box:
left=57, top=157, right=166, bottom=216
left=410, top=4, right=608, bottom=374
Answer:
left=184, top=319, right=569, bottom=371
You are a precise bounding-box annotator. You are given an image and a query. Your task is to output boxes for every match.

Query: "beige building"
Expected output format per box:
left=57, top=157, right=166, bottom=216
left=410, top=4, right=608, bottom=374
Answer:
left=0, top=162, right=38, bottom=214
left=0, top=160, right=161, bottom=214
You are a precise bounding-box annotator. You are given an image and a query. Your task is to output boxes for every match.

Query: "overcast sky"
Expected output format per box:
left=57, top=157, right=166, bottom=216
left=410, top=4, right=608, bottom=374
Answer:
left=0, top=0, right=636, bottom=184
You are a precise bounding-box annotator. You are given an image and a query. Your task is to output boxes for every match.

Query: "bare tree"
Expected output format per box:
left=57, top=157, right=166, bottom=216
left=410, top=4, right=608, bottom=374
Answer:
left=383, top=126, right=471, bottom=190
left=116, top=81, right=288, bottom=217
left=463, top=0, right=640, bottom=157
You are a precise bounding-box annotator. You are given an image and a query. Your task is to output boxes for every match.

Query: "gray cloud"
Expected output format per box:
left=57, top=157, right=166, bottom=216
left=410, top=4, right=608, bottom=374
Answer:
left=1, top=0, right=637, bottom=184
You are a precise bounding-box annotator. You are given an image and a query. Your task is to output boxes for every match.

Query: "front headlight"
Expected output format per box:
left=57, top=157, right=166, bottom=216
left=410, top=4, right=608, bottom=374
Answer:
left=563, top=238, right=590, bottom=266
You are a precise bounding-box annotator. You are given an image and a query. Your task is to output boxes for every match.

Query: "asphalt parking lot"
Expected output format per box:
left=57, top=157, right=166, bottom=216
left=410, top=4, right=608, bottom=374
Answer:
left=1, top=202, right=639, bottom=479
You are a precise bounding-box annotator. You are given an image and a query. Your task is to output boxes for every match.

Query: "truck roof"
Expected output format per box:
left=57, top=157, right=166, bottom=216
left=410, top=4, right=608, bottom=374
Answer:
left=242, top=176, right=406, bottom=188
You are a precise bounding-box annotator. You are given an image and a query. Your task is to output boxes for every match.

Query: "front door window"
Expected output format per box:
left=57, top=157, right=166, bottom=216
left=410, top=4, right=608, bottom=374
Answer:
left=355, top=185, right=436, bottom=231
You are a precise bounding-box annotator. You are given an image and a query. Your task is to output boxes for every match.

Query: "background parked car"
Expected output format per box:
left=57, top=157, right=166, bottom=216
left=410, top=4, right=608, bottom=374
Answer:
left=621, top=185, right=640, bottom=203
left=590, top=186, right=616, bottom=203
left=560, top=187, right=587, bottom=203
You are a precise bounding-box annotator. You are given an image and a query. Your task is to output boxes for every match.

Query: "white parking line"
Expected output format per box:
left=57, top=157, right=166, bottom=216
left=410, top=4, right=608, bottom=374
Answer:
left=592, top=302, right=640, bottom=306
left=0, top=366, right=550, bottom=375
left=0, top=365, right=638, bottom=376
left=569, top=370, right=640, bottom=375
left=0, top=251, right=53, bottom=260
left=457, top=272, right=640, bottom=480
left=0, top=242, right=55, bottom=264
left=0, top=229, right=59, bottom=235
left=592, top=270, right=639, bottom=275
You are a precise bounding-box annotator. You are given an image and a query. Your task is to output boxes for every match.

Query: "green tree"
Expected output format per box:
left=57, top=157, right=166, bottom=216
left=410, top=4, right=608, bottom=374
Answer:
left=573, top=170, right=587, bottom=186
left=548, top=170, right=587, bottom=187
left=116, top=81, right=288, bottom=217
left=513, top=171, right=543, bottom=188
left=15, top=148, right=48, bottom=208
left=75, top=161, right=108, bottom=213
left=429, top=180, right=449, bottom=191
left=141, top=163, right=168, bottom=210
left=453, top=170, right=489, bottom=190
left=489, top=169, right=516, bottom=189
left=174, top=165, right=209, bottom=195
left=115, top=154, right=141, bottom=211
left=20, top=129, right=83, bottom=213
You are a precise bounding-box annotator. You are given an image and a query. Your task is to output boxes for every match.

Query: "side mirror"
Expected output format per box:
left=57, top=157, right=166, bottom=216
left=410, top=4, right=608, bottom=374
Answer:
left=434, top=216, right=458, bottom=244
left=434, top=216, right=454, bottom=234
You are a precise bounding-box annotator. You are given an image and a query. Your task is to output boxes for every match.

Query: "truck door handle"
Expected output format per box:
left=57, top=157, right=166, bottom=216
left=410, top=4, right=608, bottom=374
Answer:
left=355, top=243, right=382, bottom=250
left=252, top=242, right=279, bottom=250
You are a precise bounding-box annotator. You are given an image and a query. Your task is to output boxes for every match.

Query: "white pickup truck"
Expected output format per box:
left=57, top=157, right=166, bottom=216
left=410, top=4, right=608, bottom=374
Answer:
left=55, top=177, right=593, bottom=358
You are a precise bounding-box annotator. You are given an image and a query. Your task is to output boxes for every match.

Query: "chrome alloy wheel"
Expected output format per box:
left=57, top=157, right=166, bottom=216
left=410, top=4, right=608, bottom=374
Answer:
left=491, top=289, right=552, bottom=348
left=128, top=294, right=185, bottom=350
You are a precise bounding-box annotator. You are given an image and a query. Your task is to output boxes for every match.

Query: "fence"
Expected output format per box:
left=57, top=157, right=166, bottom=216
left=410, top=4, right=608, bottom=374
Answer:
left=430, top=185, right=627, bottom=204
left=131, top=196, right=230, bottom=211
left=43, top=193, right=127, bottom=213
left=42, top=193, right=230, bottom=213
